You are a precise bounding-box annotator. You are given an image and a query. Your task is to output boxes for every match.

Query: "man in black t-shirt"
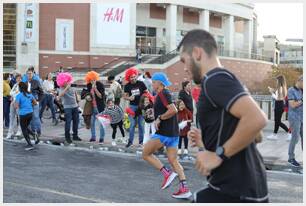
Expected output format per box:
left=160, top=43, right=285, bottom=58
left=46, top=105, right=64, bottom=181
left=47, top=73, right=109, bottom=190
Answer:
left=123, top=68, right=147, bottom=148
left=142, top=72, right=192, bottom=199
left=178, top=29, right=269, bottom=203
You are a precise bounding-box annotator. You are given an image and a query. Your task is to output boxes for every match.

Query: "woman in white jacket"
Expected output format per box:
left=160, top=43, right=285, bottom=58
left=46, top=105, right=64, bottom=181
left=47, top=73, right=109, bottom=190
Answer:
left=6, top=73, right=22, bottom=139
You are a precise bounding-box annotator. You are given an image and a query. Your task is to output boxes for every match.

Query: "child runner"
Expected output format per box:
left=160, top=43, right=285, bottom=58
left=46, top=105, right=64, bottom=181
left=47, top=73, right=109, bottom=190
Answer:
left=176, top=99, right=192, bottom=155
left=142, top=72, right=192, bottom=199
left=15, top=82, right=39, bottom=150
left=100, top=98, right=125, bottom=146
left=139, top=92, right=155, bottom=144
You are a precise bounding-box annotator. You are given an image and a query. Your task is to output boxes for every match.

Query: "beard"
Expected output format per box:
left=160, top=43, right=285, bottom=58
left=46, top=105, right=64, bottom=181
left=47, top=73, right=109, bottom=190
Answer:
left=190, top=58, right=203, bottom=84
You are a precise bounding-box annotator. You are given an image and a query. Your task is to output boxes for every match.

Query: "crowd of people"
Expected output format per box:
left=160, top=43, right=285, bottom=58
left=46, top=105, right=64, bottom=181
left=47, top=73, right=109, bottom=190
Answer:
left=3, top=29, right=303, bottom=202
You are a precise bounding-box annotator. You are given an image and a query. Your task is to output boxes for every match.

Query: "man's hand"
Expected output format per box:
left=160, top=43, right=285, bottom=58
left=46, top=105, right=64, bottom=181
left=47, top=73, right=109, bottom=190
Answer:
left=195, top=151, right=223, bottom=176
left=187, top=127, right=204, bottom=147
left=130, top=95, right=135, bottom=101
left=154, top=117, right=161, bottom=131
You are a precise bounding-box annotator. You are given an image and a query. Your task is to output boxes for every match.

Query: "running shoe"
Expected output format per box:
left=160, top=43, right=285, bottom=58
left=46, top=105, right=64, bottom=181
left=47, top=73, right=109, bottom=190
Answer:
left=126, top=142, right=132, bottom=148
left=172, top=187, right=192, bottom=199
left=288, top=159, right=301, bottom=167
left=112, top=140, right=117, bottom=146
left=73, top=136, right=82, bottom=141
left=161, top=172, right=178, bottom=190
left=267, top=134, right=279, bottom=140
left=25, top=145, right=34, bottom=151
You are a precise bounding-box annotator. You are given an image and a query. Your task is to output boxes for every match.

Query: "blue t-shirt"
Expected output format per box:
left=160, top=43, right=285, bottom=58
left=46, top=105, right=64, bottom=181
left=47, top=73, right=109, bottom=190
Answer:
left=288, top=86, right=303, bottom=121
left=15, top=93, right=35, bottom=116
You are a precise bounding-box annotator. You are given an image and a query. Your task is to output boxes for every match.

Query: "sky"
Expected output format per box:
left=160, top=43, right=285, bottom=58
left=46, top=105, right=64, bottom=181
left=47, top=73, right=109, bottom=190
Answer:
left=254, top=3, right=303, bottom=44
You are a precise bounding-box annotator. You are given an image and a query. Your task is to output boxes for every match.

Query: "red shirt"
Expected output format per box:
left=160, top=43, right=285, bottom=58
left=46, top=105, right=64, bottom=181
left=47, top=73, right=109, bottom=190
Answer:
left=177, top=108, right=192, bottom=137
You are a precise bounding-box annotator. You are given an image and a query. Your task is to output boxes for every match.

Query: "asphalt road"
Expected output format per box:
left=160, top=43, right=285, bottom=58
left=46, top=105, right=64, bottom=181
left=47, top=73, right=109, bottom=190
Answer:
left=3, top=140, right=303, bottom=203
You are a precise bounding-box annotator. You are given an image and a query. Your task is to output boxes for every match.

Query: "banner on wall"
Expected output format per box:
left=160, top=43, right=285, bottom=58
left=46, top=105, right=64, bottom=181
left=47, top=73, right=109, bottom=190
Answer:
left=57, top=21, right=73, bottom=51
left=24, top=3, right=36, bottom=42
left=96, top=3, right=131, bottom=46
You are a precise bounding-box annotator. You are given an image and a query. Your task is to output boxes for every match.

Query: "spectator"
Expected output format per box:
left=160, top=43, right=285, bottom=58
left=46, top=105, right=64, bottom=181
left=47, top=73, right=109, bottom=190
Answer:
left=84, top=71, right=106, bottom=144
left=101, top=98, right=125, bottom=146
left=123, top=67, right=147, bottom=148
left=267, top=75, right=290, bottom=140
left=40, top=73, right=58, bottom=125
left=25, top=69, right=44, bottom=139
left=139, top=92, right=155, bottom=144
left=6, top=73, right=22, bottom=139
left=57, top=72, right=81, bottom=145
left=287, top=75, right=303, bottom=167
left=176, top=99, right=192, bottom=155
left=15, top=82, right=38, bottom=150
left=108, top=75, right=123, bottom=106
left=178, top=81, right=193, bottom=114
left=3, top=73, right=11, bottom=128
left=22, top=66, right=42, bottom=84
left=144, top=71, right=153, bottom=94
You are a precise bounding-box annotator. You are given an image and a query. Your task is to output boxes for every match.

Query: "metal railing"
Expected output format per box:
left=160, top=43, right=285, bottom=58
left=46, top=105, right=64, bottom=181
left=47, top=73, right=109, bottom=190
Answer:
left=146, top=49, right=179, bottom=64
left=218, top=49, right=273, bottom=63
left=137, top=46, right=166, bottom=55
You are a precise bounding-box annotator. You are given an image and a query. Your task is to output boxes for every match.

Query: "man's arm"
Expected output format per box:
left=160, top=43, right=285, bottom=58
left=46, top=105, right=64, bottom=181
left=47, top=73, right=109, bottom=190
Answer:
left=289, top=100, right=302, bottom=108
left=58, top=84, right=70, bottom=98
left=159, top=104, right=177, bottom=120
left=222, top=95, right=268, bottom=158
left=123, top=92, right=134, bottom=101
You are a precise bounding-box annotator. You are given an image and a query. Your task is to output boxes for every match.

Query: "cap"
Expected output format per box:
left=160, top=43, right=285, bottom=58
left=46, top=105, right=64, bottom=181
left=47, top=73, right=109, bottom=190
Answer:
left=152, top=72, right=172, bottom=87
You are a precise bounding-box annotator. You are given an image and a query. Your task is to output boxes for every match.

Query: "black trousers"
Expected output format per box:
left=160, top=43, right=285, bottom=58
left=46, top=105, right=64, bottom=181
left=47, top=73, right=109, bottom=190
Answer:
left=274, top=100, right=289, bottom=134
left=19, top=113, right=33, bottom=146
left=194, top=187, right=269, bottom=203
left=178, top=135, right=188, bottom=149
left=110, top=120, right=125, bottom=140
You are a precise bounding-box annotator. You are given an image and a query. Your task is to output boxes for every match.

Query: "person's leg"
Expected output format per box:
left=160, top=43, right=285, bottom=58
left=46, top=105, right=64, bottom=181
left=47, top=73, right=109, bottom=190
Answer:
left=288, top=119, right=300, bottom=160
left=7, top=103, right=17, bottom=137
left=142, top=138, right=165, bottom=169
left=111, top=123, right=117, bottom=140
left=278, top=109, right=289, bottom=133
left=138, top=114, right=144, bottom=144
left=274, top=103, right=282, bottom=134
left=3, top=97, right=11, bottom=128
left=72, top=107, right=79, bottom=139
left=128, top=113, right=136, bottom=144
left=64, top=108, right=72, bottom=143
left=144, top=122, right=150, bottom=145
left=178, top=136, right=183, bottom=150
left=47, top=94, right=57, bottom=120
left=30, top=104, right=41, bottom=135
left=20, top=114, right=33, bottom=146
left=300, top=122, right=303, bottom=150
left=90, top=108, right=98, bottom=140
left=39, top=94, right=47, bottom=120
left=118, top=120, right=125, bottom=137
left=166, top=147, right=186, bottom=181
left=99, top=121, right=105, bottom=142
left=184, top=136, right=189, bottom=150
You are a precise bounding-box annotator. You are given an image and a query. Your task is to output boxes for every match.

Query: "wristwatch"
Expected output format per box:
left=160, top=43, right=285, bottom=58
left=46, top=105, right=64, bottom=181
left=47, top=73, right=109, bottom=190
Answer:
left=215, top=146, right=229, bottom=161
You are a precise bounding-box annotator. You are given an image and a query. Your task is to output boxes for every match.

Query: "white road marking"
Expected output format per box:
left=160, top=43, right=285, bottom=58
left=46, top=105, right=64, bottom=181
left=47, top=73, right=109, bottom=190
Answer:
left=5, top=181, right=110, bottom=203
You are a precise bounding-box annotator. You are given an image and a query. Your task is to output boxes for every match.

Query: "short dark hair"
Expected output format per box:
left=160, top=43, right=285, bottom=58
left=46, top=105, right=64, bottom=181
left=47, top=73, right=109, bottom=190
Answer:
left=28, top=66, right=35, bottom=72
left=3, top=73, right=10, bottom=80
left=108, top=76, right=115, bottom=81
left=182, top=81, right=190, bottom=89
left=177, top=29, right=217, bottom=57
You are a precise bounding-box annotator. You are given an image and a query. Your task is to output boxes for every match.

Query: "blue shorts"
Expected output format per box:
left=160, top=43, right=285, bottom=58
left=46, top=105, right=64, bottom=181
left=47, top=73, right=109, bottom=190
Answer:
left=151, top=134, right=179, bottom=148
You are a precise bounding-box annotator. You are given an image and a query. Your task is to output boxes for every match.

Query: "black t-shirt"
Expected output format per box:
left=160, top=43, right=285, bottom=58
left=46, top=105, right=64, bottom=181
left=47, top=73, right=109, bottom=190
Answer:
left=178, top=90, right=193, bottom=112
left=124, top=81, right=147, bottom=106
left=154, top=89, right=179, bottom=137
left=198, top=68, right=268, bottom=201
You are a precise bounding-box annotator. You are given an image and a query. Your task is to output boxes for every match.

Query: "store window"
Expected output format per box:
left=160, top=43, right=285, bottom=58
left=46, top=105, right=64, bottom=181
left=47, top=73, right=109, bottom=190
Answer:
left=136, top=26, right=158, bottom=54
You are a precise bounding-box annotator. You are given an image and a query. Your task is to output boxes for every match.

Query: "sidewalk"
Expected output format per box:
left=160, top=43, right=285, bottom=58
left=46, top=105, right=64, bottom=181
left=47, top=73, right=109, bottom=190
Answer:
left=3, top=118, right=303, bottom=167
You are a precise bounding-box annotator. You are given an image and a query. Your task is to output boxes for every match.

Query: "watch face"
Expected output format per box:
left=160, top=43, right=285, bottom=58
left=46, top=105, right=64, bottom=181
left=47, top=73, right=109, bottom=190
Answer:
left=216, top=147, right=224, bottom=156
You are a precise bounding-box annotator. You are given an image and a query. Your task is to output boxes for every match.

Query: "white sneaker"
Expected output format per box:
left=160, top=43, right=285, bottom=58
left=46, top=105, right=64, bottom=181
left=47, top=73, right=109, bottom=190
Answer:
left=184, top=149, right=188, bottom=154
left=287, top=133, right=292, bottom=142
left=6, top=133, right=12, bottom=139
left=112, top=140, right=117, bottom=146
left=267, top=134, right=279, bottom=140
left=178, top=149, right=182, bottom=155
left=15, top=130, right=22, bottom=136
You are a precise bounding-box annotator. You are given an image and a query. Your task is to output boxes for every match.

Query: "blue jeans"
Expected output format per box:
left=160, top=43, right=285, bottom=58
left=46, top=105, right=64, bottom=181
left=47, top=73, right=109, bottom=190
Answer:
left=128, top=105, right=144, bottom=144
left=91, top=107, right=105, bottom=141
left=64, top=107, right=79, bottom=142
left=288, top=118, right=303, bottom=160
left=3, top=97, right=11, bottom=128
left=39, top=93, right=56, bottom=120
left=30, top=104, right=41, bottom=134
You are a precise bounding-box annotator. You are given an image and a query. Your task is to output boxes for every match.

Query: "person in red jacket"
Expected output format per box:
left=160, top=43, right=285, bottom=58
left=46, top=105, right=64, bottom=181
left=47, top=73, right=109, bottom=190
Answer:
left=177, top=99, right=193, bottom=155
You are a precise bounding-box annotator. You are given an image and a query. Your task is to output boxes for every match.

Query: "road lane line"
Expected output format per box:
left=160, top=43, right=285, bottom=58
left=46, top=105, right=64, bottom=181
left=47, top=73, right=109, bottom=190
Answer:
left=5, top=181, right=110, bottom=203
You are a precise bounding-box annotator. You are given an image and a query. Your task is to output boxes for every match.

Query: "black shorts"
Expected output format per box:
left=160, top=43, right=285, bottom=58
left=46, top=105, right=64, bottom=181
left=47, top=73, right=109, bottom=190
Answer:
left=193, top=187, right=269, bottom=203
